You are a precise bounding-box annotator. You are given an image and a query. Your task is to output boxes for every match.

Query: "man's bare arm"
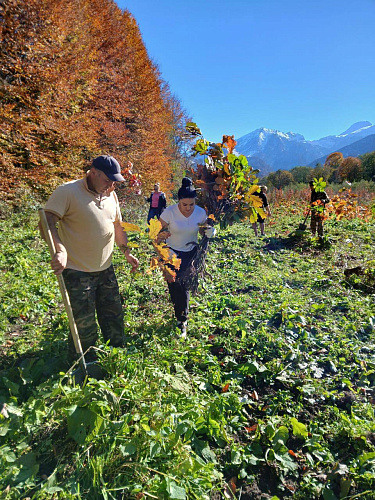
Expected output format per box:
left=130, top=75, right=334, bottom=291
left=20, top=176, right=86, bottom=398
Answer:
left=114, top=222, right=139, bottom=273
left=38, top=211, right=67, bottom=275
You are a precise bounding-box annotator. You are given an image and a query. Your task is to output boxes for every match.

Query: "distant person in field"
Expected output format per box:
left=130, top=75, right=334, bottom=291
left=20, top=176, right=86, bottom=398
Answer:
left=251, top=185, right=272, bottom=237
left=146, top=182, right=167, bottom=223
left=158, top=177, right=216, bottom=338
left=39, top=155, right=139, bottom=362
left=309, top=180, right=330, bottom=237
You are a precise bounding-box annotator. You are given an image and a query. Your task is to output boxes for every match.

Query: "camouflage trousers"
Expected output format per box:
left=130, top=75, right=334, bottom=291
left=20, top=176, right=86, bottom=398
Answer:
left=62, top=265, right=124, bottom=361
left=310, top=213, right=324, bottom=237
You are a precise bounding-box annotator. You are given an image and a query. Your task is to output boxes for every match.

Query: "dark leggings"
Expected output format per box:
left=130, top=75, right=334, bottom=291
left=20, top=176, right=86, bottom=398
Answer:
left=167, top=248, right=197, bottom=323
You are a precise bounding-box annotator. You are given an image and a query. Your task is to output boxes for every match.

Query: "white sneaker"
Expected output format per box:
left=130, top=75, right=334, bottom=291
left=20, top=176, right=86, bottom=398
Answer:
left=177, top=321, right=187, bottom=339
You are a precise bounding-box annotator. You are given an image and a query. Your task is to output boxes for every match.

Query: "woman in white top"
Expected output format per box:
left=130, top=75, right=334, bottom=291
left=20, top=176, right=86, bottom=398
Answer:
left=159, top=178, right=215, bottom=337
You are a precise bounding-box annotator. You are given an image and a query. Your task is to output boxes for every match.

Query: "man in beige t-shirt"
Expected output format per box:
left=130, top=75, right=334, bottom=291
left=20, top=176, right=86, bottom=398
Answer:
left=41, top=155, right=139, bottom=361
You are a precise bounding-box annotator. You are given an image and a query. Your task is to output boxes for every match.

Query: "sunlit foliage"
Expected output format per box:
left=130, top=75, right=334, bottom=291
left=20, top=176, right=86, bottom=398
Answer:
left=186, top=123, right=265, bottom=227
left=0, top=0, right=189, bottom=200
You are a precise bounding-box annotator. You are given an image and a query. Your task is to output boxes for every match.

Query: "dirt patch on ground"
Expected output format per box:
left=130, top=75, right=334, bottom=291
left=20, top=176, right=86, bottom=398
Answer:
left=237, top=464, right=293, bottom=499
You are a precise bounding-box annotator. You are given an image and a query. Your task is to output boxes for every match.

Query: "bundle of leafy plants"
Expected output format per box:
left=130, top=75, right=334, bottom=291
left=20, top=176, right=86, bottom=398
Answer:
left=186, top=123, right=266, bottom=229
left=180, top=123, right=270, bottom=294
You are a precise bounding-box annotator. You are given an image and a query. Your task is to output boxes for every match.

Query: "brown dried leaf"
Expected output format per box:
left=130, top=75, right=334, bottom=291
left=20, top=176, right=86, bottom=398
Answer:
left=149, top=257, right=159, bottom=270
left=163, top=266, right=177, bottom=283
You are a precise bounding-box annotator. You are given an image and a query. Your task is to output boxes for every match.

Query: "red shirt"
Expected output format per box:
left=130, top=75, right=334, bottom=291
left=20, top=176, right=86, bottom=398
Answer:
left=151, top=192, right=161, bottom=208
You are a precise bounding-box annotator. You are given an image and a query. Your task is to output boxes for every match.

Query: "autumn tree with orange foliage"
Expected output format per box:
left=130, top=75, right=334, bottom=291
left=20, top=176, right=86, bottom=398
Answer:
left=323, top=152, right=343, bottom=183
left=324, top=152, right=344, bottom=169
left=322, top=152, right=363, bottom=183
left=0, top=0, right=189, bottom=203
left=337, top=156, right=362, bottom=183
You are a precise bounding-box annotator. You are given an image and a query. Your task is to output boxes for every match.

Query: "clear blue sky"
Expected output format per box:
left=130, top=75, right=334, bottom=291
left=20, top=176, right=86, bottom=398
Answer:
left=116, top=0, right=375, bottom=143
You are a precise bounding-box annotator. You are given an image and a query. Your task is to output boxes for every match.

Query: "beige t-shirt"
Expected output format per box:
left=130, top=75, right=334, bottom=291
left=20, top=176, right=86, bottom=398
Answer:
left=44, top=177, right=122, bottom=272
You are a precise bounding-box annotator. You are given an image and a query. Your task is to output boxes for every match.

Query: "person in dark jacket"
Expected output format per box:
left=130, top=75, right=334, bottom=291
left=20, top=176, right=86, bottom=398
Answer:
left=309, top=180, right=330, bottom=237
left=251, top=185, right=272, bottom=237
left=146, top=182, right=167, bottom=223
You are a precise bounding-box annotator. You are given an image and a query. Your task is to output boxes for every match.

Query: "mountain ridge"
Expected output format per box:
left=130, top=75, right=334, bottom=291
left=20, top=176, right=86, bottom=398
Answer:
left=308, top=133, right=375, bottom=167
left=235, top=121, right=375, bottom=175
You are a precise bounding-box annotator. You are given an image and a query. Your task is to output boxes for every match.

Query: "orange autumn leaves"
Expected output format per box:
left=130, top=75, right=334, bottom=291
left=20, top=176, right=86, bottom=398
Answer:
left=148, top=219, right=181, bottom=283
left=0, top=0, right=187, bottom=199
left=326, top=189, right=372, bottom=221
left=121, top=219, right=181, bottom=283
left=308, top=189, right=371, bottom=223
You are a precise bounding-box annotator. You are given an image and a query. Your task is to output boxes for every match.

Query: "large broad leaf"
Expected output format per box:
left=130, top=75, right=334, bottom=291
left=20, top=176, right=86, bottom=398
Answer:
left=169, top=254, right=181, bottom=270
left=256, top=207, right=267, bottom=219
left=166, top=478, right=187, bottom=500
left=201, top=446, right=218, bottom=464
left=192, top=138, right=209, bottom=155
left=245, top=194, right=263, bottom=208
left=313, top=177, right=327, bottom=192
left=358, top=451, right=375, bottom=470
left=238, top=359, right=260, bottom=375
left=322, top=488, right=339, bottom=500
left=162, top=372, right=191, bottom=394
left=120, top=222, right=141, bottom=232
left=15, top=452, right=39, bottom=485
left=249, top=208, right=258, bottom=224
left=149, top=441, right=161, bottom=459
left=163, top=266, right=177, bottom=283
left=150, top=257, right=159, bottom=270
left=223, top=162, right=231, bottom=175
left=272, top=426, right=289, bottom=451
left=291, top=417, right=308, bottom=439
left=148, top=218, right=162, bottom=239
left=0, top=423, right=9, bottom=437
left=274, top=451, right=298, bottom=473
left=67, top=405, right=104, bottom=445
left=186, top=122, right=202, bottom=136
left=248, top=184, right=261, bottom=194
left=1, top=446, right=16, bottom=462
left=119, top=443, right=137, bottom=456
left=45, top=470, right=63, bottom=494
left=157, top=243, right=172, bottom=260
left=222, top=135, right=237, bottom=154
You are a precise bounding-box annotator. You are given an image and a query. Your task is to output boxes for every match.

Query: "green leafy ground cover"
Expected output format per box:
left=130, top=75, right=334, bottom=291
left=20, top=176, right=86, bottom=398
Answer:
left=0, top=203, right=375, bottom=500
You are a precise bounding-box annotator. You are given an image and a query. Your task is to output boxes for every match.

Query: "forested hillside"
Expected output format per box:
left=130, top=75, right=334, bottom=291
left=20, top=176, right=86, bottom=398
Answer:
left=262, top=151, right=375, bottom=190
left=0, top=0, right=189, bottom=201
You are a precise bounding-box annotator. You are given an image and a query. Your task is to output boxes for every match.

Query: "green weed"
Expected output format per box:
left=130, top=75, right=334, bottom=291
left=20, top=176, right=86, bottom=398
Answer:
left=0, top=205, right=374, bottom=499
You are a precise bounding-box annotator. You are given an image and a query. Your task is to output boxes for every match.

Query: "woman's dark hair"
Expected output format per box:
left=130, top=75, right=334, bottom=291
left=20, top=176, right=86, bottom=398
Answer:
left=178, top=177, right=196, bottom=199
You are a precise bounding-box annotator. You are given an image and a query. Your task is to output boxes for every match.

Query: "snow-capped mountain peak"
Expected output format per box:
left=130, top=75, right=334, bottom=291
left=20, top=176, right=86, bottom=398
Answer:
left=339, top=121, right=372, bottom=136
left=235, top=121, right=375, bottom=174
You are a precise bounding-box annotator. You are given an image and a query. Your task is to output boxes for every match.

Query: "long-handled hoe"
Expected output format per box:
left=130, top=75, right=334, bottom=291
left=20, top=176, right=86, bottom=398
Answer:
left=298, top=210, right=310, bottom=231
left=39, top=208, right=103, bottom=385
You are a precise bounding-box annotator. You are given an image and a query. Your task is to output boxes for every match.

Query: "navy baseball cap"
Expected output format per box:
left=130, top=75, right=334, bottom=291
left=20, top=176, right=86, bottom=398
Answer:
left=92, top=155, right=125, bottom=182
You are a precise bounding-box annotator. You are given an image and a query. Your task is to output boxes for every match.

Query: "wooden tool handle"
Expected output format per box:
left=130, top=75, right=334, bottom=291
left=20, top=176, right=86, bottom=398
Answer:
left=38, top=208, right=87, bottom=373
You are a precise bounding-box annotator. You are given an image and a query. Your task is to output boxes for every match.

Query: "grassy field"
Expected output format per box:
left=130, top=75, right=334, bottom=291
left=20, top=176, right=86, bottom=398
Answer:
left=0, top=197, right=375, bottom=500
